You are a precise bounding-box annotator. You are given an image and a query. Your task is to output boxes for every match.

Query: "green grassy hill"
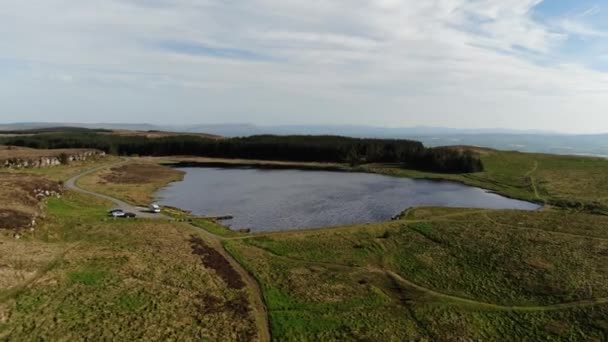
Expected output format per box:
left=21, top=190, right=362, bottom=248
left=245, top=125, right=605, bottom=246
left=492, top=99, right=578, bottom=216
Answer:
left=226, top=207, right=608, bottom=340
left=366, top=149, right=608, bottom=212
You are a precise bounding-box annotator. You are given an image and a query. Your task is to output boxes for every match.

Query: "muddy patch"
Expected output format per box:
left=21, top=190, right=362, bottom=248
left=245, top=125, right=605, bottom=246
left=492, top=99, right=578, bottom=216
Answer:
left=198, top=293, right=250, bottom=318
left=0, top=209, right=32, bottom=230
left=189, top=235, right=245, bottom=290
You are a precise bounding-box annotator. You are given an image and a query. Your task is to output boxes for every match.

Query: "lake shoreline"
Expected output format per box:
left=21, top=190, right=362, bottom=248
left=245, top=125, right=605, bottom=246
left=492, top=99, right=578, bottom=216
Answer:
left=155, top=165, right=541, bottom=231
left=161, top=158, right=546, bottom=208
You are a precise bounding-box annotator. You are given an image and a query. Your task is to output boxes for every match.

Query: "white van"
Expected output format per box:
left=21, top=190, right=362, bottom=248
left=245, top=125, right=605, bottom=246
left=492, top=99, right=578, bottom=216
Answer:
left=149, top=203, right=161, bottom=213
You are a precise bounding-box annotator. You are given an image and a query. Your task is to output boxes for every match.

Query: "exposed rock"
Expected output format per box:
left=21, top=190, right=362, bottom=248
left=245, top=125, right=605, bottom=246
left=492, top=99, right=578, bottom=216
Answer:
left=1, top=150, right=105, bottom=169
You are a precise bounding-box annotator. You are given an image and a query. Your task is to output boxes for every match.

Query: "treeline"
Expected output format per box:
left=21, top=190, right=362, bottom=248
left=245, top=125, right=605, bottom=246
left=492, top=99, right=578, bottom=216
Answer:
left=0, top=127, right=111, bottom=135
left=1, top=133, right=483, bottom=173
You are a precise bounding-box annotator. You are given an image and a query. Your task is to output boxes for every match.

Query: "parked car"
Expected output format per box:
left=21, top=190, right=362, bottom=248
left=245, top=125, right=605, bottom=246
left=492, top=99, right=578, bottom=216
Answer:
left=111, top=211, right=125, bottom=218
left=149, top=203, right=161, bottom=213
left=122, top=212, right=137, bottom=218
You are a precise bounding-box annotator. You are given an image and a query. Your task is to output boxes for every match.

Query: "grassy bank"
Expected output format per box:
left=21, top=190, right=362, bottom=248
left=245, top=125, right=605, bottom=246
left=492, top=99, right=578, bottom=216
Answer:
left=225, top=207, right=608, bottom=340
left=366, top=150, right=608, bottom=212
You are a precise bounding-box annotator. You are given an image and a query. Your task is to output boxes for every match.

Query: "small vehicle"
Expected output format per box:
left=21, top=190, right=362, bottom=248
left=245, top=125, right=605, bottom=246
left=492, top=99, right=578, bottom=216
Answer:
left=108, top=208, right=123, bottom=214
left=111, top=210, right=125, bottom=218
left=122, top=212, right=137, bottom=218
left=149, top=203, right=161, bottom=213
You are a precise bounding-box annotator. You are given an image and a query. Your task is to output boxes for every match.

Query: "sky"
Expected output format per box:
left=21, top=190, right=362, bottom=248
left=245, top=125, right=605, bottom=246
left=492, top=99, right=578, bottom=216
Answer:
left=0, top=0, right=607, bottom=133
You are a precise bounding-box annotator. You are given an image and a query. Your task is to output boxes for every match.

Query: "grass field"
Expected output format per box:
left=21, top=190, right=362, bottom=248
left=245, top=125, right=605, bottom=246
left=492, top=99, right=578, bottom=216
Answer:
left=0, top=191, right=259, bottom=340
left=225, top=206, right=608, bottom=341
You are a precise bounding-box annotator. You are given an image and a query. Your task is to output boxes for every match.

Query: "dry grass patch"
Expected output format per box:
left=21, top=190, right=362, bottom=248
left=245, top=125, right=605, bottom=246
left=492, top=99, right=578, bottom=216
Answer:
left=0, top=239, right=66, bottom=290
left=100, top=163, right=179, bottom=184
left=78, top=162, right=184, bottom=205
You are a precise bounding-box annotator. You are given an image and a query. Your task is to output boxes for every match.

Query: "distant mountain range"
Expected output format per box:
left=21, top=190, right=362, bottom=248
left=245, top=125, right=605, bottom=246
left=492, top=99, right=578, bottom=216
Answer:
left=2, top=122, right=608, bottom=157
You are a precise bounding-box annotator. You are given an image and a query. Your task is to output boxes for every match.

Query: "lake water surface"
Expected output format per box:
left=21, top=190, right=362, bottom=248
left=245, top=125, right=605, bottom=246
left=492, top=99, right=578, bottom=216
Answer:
left=156, top=167, right=540, bottom=231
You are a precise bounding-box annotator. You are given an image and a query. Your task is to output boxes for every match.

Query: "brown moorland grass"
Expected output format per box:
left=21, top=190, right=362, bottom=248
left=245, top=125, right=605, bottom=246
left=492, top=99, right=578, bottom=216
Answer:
left=0, top=173, right=61, bottom=231
left=77, top=161, right=184, bottom=205
left=0, top=191, right=258, bottom=340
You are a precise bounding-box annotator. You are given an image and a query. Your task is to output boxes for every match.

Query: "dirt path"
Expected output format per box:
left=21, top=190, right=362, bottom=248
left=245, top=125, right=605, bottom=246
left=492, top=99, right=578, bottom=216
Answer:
left=525, top=161, right=543, bottom=201
left=66, top=161, right=271, bottom=341
left=482, top=212, right=608, bottom=242
left=379, top=269, right=608, bottom=312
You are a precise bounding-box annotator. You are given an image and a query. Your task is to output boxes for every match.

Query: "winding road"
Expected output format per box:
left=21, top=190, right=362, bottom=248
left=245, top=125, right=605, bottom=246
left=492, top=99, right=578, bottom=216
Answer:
left=64, top=160, right=271, bottom=342
left=64, top=160, right=165, bottom=219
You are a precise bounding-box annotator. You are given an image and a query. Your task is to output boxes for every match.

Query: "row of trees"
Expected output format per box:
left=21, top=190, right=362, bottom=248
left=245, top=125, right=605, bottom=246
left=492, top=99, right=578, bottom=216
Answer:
left=1, top=133, right=483, bottom=173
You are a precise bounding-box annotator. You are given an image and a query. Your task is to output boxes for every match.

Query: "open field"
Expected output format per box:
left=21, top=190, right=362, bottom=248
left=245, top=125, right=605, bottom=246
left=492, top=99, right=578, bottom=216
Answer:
left=0, top=191, right=259, bottom=340
left=77, top=161, right=184, bottom=206
left=225, top=206, right=608, bottom=340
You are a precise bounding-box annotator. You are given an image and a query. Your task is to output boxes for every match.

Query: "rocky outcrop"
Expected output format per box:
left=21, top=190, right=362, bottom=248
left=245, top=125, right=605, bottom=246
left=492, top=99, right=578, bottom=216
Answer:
left=1, top=150, right=105, bottom=169
left=0, top=174, right=63, bottom=236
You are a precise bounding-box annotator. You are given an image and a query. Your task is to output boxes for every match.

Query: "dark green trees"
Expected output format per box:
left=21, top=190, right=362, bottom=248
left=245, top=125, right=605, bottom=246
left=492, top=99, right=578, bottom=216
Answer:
left=1, top=133, right=483, bottom=173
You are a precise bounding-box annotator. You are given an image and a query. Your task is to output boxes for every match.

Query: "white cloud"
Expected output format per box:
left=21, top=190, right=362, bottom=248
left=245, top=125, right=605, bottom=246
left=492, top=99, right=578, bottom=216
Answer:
left=0, top=0, right=607, bottom=132
left=557, top=19, right=608, bottom=38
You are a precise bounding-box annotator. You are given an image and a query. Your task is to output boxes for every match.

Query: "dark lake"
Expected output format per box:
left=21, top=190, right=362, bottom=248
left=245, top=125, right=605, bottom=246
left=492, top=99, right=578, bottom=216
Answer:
left=156, top=167, right=540, bottom=231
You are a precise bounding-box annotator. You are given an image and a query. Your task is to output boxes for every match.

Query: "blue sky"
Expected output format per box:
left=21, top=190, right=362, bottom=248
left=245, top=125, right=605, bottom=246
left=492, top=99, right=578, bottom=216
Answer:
left=534, top=0, right=608, bottom=71
left=0, top=0, right=607, bottom=133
